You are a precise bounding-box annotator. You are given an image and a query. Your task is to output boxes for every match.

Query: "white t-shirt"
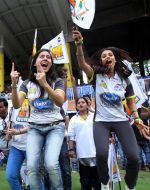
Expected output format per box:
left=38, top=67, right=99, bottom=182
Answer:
left=11, top=100, right=29, bottom=151
left=20, top=78, right=65, bottom=124
left=68, top=112, right=96, bottom=159
left=94, top=73, right=134, bottom=122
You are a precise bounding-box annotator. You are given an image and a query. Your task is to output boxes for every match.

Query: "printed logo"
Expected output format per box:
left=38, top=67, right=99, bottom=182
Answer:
left=32, top=98, right=54, bottom=111
left=29, top=87, right=36, bottom=94
left=114, top=84, right=123, bottom=91
left=99, top=80, right=107, bottom=88
left=100, top=92, right=121, bottom=107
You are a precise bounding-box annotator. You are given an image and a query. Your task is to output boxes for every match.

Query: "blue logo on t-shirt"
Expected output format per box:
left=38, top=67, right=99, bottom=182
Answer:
left=100, top=92, right=121, bottom=107
left=32, top=98, right=54, bottom=110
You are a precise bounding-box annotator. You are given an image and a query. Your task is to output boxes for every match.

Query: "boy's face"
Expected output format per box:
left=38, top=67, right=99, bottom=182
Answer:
left=0, top=102, right=8, bottom=119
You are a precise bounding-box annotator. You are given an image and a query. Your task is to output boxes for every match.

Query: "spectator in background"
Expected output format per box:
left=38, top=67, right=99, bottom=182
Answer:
left=5, top=100, right=29, bottom=190
left=68, top=97, right=101, bottom=190
left=0, top=98, right=9, bottom=121
left=83, top=94, right=95, bottom=113
left=0, top=98, right=10, bottom=164
left=132, top=100, right=150, bottom=170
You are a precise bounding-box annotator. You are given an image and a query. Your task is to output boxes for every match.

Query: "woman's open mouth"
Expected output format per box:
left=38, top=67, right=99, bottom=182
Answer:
left=105, top=60, right=112, bottom=65
left=41, top=62, right=48, bottom=70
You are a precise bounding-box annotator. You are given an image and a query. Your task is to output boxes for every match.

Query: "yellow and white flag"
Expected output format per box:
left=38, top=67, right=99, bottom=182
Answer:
left=41, top=31, right=69, bottom=64
left=69, top=0, right=95, bottom=29
left=108, top=143, right=121, bottom=183
left=32, top=29, right=37, bottom=56
left=123, top=60, right=147, bottom=108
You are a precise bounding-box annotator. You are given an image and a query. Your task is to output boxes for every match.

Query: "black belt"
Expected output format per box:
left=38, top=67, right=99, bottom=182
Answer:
left=29, top=120, right=65, bottom=127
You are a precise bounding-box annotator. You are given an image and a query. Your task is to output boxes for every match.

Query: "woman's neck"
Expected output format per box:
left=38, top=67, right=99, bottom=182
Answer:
left=79, top=110, right=88, bottom=116
left=79, top=111, right=88, bottom=121
left=106, top=69, right=115, bottom=78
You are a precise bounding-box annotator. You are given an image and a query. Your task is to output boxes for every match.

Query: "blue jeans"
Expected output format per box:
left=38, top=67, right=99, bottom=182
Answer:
left=44, top=138, right=72, bottom=190
left=138, top=142, right=150, bottom=166
left=6, top=146, right=26, bottom=190
left=27, top=123, right=65, bottom=190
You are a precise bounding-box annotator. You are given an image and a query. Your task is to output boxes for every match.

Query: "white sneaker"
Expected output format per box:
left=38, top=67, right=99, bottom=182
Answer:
left=125, top=185, right=135, bottom=190
left=101, top=183, right=110, bottom=190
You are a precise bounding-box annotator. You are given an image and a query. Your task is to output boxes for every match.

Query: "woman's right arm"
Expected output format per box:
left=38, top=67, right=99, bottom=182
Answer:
left=72, top=29, right=93, bottom=79
left=11, top=90, right=26, bottom=109
left=10, top=63, right=25, bottom=109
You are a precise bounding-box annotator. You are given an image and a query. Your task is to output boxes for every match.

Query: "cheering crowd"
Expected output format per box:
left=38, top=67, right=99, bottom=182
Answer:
left=0, top=29, right=150, bottom=190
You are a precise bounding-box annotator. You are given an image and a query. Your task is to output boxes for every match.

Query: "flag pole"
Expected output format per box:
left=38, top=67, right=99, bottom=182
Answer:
left=32, top=29, right=37, bottom=56
left=112, top=132, right=122, bottom=190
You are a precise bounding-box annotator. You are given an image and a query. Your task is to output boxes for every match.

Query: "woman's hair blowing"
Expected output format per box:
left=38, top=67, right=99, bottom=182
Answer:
left=88, top=47, right=132, bottom=79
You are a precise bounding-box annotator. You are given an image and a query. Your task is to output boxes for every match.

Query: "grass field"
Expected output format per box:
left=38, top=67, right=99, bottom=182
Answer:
left=0, top=166, right=150, bottom=189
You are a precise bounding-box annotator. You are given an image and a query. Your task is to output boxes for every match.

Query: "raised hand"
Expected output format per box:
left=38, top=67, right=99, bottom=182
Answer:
left=72, top=27, right=83, bottom=43
left=135, top=118, right=146, bottom=131
left=10, top=62, right=20, bottom=85
left=34, top=60, right=47, bottom=88
left=71, top=75, right=77, bottom=87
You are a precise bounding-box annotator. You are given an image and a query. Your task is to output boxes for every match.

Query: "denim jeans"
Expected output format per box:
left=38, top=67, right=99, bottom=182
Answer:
left=6, top=146, right=26, bottom=190
left=138, top=142, right=150, bottom=166
left=27, top=122, right=65, bottom=190
left=44, top=138, right=72, bottom=190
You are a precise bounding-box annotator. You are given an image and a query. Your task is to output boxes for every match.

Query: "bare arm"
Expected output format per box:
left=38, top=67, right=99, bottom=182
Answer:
left=71, top=75, right=78, bottom=103
left=141, top=126, right=150, bottom=141
left=43, top=83, right=65, bottom=107
left=68, top=140, right=75, bottom=158
left=4, top=127, right=28, bottom=136
left=10, top=63, right=25, bottom=108
left=126, top=98, right=139, bottom=119
left=65, top=114, right=70, bottom=129
left=140, top=106, right=150, bottom=120
left=72, top=29, right=93, bottom=78
left=126, top=98, right=144, bottom=130
left=35, top=61, right=65, bottom=107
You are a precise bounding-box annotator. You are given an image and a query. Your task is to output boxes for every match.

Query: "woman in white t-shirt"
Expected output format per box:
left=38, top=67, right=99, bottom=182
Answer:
left=68, top=97, right=100, bottom=190
left=10, top=49, right=65, bottom=190
left=72, top=29, right=146, bottom=190
left=5, top=103, right=29, bottom=190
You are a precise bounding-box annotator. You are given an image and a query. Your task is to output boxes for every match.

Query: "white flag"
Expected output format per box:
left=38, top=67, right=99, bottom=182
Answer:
left=69, top=0, right=95, bottom=29
left=123, top=60, right=147, bottom=108
left=41, top=31, right=69, bottom=64
left=108, top=144, right=121, bottom=183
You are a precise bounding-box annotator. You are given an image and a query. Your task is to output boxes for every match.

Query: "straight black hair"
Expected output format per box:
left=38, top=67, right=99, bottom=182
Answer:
left=0, top=98, right=8, bottom=108
left=28, top=49, right=57, bottom=97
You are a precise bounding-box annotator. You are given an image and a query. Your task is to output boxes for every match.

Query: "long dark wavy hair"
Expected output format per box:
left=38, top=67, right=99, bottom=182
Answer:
left=28, top=49, right=56, bottom=97
left=88, top=47, right=133, bottom=80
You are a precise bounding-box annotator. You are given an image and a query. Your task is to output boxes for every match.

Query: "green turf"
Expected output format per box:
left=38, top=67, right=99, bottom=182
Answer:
left=0, top=167, right=150, bottom=189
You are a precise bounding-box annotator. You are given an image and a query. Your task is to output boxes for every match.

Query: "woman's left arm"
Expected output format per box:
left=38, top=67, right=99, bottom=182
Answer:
left=35, top=70, right=65, bottom=107
left=44, top=83, right=65, bottom=107
left=126, top=98, right=144, bottom=130
left=125, top=78, right=145, bottom=130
